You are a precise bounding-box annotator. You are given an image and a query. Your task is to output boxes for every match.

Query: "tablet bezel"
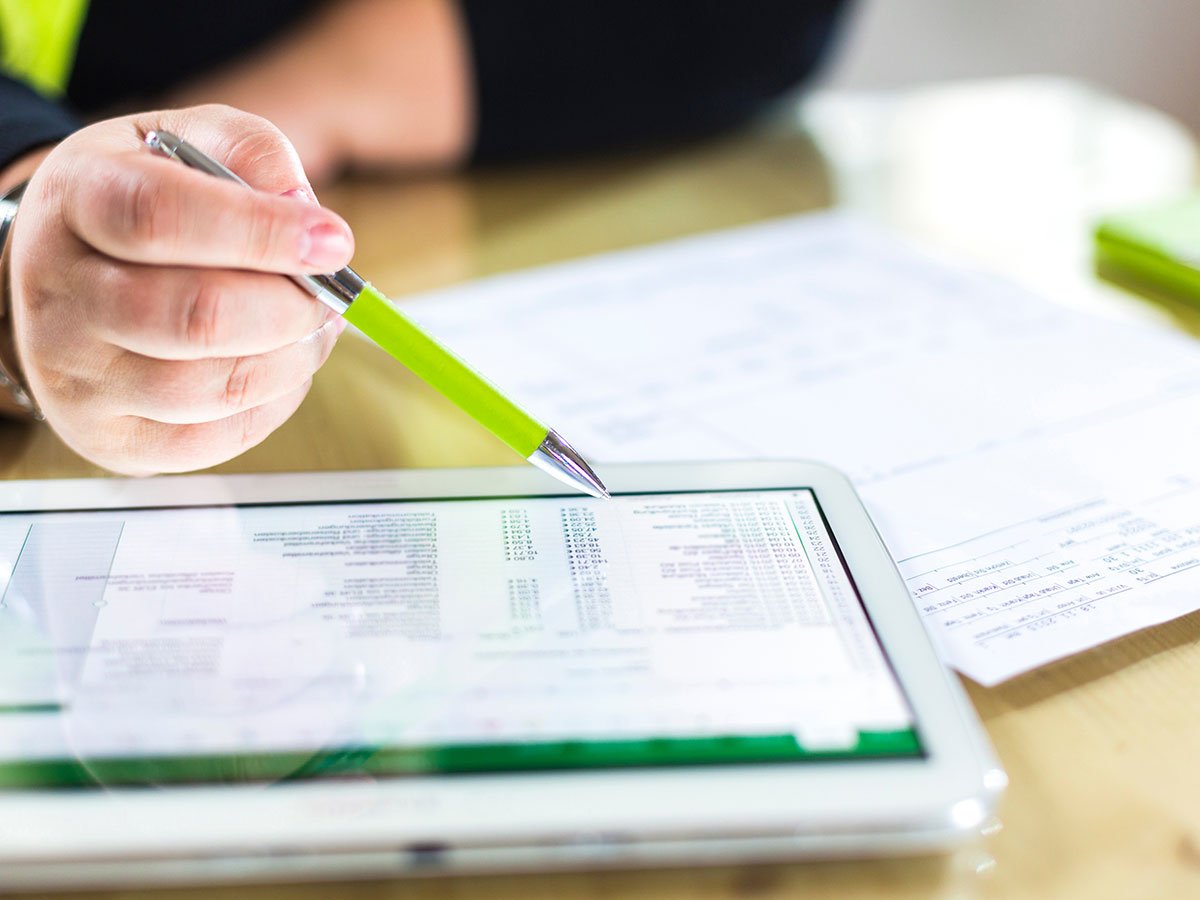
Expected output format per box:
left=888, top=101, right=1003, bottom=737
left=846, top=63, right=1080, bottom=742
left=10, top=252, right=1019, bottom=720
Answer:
left=0, top=461, right=1005, bottom=873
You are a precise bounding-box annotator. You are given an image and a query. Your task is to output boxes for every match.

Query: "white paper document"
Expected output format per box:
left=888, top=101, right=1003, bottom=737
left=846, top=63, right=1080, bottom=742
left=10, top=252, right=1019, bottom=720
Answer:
left=401, top=214, right=1200, bottom=685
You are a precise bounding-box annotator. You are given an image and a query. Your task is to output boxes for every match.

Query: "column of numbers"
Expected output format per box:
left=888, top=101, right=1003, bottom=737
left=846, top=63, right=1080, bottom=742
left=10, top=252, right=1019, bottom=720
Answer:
left=501, top=508, right=537, bottom=562
left=561, top=507, right=613, bottom=631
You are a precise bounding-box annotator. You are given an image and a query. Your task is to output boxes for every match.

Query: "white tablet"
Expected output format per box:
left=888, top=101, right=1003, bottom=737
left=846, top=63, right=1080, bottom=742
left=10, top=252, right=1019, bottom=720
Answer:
left=0, top=461, right=1004, bottom=890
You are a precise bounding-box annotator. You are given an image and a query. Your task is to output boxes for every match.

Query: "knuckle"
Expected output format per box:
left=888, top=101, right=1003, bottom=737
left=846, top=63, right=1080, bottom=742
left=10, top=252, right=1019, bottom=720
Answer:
left=224, top=126, right=292, bottom=174
left=236, top=404, right=264, bottom=453
left=220, top=356, right=261, bottom=414
left=240, top=200, right=288, bottom=267
left=116, top=171, right=174, bottom=252
left=182, top=277, right=228, bottom=352
left=235, top=380, right=305, bottom=454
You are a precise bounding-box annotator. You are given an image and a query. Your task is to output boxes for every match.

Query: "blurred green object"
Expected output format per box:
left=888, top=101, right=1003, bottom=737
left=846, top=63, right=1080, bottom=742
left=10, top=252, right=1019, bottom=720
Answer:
left=1095, top=194, right=1200, bottom=303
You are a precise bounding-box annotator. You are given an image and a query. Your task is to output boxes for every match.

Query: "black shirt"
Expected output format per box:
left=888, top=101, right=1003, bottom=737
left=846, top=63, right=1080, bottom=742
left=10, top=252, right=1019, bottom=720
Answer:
left=0, top=0, right=847, bottom=171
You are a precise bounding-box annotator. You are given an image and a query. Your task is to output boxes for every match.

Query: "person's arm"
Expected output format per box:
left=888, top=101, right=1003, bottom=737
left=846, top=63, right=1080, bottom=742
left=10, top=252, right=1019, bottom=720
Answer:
left=0, top=76, right=81, bottom=417
left=0, top=75, right=80, bottom=184
left=163, top=0, right=847, bottom=177
left=461, top=0, right=849, bottom=162
left=165, top=0, right=474, bottom=181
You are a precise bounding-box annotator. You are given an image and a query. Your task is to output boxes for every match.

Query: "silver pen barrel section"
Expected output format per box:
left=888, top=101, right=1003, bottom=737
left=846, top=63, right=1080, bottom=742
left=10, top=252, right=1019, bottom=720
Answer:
left=145, top=130, right=233, bottom=180
left=527, top=430, right=610, bottom=499
left=294, top=267, right=364, bottom=315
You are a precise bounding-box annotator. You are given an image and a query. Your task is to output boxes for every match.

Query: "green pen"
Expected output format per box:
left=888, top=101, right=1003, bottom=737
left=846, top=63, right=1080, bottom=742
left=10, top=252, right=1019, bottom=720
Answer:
left=144, top=130, right=608, bottom=499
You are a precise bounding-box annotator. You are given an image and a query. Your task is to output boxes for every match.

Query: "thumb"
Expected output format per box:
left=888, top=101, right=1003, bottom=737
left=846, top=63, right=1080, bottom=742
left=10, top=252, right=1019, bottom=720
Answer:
left=138, top=103, right=319, bottom=199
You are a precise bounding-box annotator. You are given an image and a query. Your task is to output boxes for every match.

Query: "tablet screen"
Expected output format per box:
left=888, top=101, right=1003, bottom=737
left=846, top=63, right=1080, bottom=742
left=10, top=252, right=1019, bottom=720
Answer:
left=0, top=488, right=921, bottom=788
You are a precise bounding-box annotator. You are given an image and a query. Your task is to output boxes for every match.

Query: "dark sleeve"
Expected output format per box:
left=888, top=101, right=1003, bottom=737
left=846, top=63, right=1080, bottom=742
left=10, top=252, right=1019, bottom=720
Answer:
left=0, top=75, right=79, bottom=171
left=460, top=0, right=849, bottom=163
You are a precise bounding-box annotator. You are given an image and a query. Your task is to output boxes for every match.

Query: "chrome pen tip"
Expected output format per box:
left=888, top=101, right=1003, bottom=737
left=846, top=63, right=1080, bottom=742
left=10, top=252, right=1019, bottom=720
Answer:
left=527, top=430, right=610, bottom=499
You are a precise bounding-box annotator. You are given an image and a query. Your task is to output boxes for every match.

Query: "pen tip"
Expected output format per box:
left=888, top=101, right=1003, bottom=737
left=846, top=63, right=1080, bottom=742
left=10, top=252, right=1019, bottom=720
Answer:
left=527, top=430, right=610, bottom=499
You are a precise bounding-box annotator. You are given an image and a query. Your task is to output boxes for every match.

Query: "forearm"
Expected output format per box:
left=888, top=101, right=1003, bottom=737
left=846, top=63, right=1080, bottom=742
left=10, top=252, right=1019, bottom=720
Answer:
left=166, top=0, right=473, bottom=180
left=462, top=0, right=849, bottom=162
left=163, top=0, right=847, bottom=176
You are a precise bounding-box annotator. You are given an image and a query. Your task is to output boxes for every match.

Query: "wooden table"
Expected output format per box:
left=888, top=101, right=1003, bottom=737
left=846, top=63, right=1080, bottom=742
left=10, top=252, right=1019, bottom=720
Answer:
left=10, top=79, right=1200, bottom=898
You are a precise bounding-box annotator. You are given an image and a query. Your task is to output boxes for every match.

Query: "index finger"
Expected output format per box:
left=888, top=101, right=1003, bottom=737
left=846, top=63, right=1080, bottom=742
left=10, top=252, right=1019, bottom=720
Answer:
left=62, top=151, right=355, bottom=273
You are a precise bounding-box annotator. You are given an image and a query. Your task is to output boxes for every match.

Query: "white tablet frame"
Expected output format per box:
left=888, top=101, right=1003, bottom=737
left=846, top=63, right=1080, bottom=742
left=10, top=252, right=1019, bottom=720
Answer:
left=0, top=461, right=1005, bottom=888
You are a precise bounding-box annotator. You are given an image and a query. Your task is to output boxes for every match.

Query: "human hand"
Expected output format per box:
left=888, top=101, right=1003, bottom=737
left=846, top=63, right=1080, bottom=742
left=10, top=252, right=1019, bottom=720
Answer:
left=4, top=104, right=355, bottom=474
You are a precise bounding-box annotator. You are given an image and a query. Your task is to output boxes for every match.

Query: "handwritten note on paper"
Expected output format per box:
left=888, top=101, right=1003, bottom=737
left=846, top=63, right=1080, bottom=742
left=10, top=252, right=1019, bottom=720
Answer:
left=397, top=214, right=1200, bottom=685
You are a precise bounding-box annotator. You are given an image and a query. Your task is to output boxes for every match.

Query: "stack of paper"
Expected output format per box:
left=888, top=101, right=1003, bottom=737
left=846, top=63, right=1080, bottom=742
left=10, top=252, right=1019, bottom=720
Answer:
left=397, top=215, right=1200, bottom=685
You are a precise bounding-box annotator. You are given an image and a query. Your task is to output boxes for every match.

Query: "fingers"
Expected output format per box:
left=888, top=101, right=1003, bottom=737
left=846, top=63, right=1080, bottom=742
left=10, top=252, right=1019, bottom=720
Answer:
left=104, top=381, right=315, bottom=476
left=86, top=258, right=335, bottom=359
left=102, top=319, right=341, bottom=424
left=62, top=152, right=354, bottom=273
left=9, top=105, right=351, bottom=476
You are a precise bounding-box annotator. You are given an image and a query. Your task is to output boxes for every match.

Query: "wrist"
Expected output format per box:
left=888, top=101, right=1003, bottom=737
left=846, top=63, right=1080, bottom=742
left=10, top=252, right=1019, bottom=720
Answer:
left=0, top=177, right=41, bottom=419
